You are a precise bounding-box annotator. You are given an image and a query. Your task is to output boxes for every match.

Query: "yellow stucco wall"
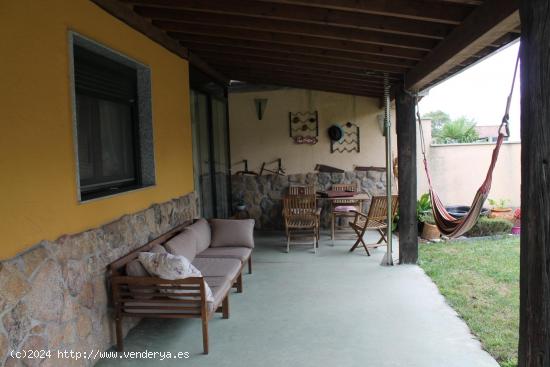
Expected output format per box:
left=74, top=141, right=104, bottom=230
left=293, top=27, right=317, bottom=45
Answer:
left=0, top=0, right=194, bottom=259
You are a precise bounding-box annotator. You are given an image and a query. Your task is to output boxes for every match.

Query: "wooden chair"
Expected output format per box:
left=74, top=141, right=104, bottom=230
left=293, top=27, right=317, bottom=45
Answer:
left=288, top=185, right=315, bottom=196
left=331, top=183, right=362, bottom=240
left=283, top=195, right=319, bottom=253
left=349, top=195, right=399, bottom=255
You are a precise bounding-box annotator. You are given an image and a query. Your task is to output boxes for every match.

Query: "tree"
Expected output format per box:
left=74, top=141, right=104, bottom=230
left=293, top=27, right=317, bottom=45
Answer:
left=422, top=110, right=451, bottom=135
left=433, top=116, right=479, bottom=144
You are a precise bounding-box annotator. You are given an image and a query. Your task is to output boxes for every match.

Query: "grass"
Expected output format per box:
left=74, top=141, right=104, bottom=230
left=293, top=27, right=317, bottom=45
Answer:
left=419, top=236, right=520, bottom=367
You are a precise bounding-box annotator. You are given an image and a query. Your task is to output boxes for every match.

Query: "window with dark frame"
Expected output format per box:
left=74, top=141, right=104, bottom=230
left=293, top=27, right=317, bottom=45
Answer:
left=73, top=45, right=142, bottom=201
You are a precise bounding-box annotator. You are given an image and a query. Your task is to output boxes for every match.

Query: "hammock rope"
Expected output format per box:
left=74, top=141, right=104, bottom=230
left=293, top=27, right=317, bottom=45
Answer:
left=415, top=51, right=520, bottom=238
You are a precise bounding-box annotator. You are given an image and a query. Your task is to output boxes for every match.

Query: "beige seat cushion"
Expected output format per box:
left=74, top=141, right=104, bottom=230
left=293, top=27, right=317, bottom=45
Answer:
left=210, top=219, right=255, bottom=248
left=187, top=219, right=211, bottom=253
left=192, top=257, right=241, bottom=280
left=126, top=259, right=148, bottom=277
left=196, top=247, right=252, bottom=264
left=150, top=244, right=167, bottom=253
left=164, top=229, right=197, bottom=262
left=205, top=276, right=232, bottom=311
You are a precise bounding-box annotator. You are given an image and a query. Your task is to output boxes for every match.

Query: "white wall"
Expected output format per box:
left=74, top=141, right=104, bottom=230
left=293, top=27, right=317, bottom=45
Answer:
left=228, top=88, right=396, bottom=175
left=417, top=120, right=521, bottom=207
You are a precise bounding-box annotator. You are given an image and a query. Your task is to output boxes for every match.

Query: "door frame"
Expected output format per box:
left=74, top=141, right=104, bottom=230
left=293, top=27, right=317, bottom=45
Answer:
left=190, top=68, right=231, bottom=218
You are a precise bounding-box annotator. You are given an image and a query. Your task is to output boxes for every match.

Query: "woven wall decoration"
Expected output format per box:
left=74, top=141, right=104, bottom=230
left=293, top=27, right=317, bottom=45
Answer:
left=289, top=111, right=319, bottom=145
left=330, top=122, right=360, bottom=153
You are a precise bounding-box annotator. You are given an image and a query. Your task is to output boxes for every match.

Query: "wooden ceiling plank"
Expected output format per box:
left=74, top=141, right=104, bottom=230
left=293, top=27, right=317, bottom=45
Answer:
left=228, top=75, right=385, bottom=97
left=195, top=49, right=405, bottom=76
left=405, top=0, right=519, bottom=91
left=88, top=0, right=231, bottom=85
left=165, top=25, right=427, bottom=60
left=89, top=0, right=188, bottom=58
left=138, top=9, right=436, bottom=51
left=124, top=0, right=451, bottom=39
left=203, top=58, right=390, bottom=85
left=217, top=68, right=386, bottom=91
left=182, top=43, right=407, bottom=75
left=254, top=0, right=475, bottom=25
left=229, top=76, right=382, bottom=94
left=175, top=35, right=418, bottom=68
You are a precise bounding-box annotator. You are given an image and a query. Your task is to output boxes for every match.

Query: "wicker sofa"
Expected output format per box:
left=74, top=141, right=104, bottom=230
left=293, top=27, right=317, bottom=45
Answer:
left=109, top=218, right=254, bottom=354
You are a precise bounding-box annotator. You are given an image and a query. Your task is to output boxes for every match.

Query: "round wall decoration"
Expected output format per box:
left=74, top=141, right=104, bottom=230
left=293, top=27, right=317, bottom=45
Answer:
left=328, top=125, right=344, bottom=141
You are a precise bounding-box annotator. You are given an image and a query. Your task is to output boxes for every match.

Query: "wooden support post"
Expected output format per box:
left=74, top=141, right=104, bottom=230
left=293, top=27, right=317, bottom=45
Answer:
left=396, top=85, right=418, bottom=264
left=518, top=1, right=550, bottom=366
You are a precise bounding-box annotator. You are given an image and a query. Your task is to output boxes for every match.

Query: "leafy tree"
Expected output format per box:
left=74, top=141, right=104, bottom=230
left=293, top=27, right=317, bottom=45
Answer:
left=422, top=110, right=451, bottom=135
left=433, top=116, right=479, bottom=144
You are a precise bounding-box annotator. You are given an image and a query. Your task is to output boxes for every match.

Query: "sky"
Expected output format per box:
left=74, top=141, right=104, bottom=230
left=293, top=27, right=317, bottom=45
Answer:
left=418, top=41, right=521, bottom=141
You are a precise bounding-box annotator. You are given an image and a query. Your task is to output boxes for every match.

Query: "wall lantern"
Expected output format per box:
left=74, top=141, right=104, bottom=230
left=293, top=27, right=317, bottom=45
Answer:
left=254, top=98, right=268, bottom=120
left=377, top=113, right=386, bottom=136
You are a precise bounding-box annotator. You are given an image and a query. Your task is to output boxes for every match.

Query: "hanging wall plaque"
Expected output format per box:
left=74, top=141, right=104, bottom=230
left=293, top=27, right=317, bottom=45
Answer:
left=330, top=122, right=360, bottom=153
left=289, top=111, right=319, bottom=145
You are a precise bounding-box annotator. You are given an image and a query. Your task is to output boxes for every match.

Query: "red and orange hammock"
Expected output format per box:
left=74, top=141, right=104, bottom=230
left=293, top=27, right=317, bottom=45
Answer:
left=416, top=53, right=519, bottom=238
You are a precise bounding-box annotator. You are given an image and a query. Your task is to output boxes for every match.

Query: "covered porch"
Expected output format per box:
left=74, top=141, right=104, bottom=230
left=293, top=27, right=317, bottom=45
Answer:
left=3, top=1, right=550, bottom=366
left=97, top=232, right=498, bottom=367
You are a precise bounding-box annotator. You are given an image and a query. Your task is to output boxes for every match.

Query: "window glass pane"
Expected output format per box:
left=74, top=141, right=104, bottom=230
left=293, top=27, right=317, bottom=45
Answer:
left=98, top=99, right=135, bottom=181
left=191, top=91, right=214, bottom=218
left=212, top=98, right=229, bottom=218
left=76, top=95, right=95, bottom=182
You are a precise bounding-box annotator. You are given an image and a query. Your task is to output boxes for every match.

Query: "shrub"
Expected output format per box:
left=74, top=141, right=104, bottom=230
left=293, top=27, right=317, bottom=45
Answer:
left=467, top=217, right=513, bottom=237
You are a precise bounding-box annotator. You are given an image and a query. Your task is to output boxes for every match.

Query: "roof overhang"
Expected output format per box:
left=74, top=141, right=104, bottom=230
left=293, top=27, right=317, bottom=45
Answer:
left=90, top=0, right=520, bottom=98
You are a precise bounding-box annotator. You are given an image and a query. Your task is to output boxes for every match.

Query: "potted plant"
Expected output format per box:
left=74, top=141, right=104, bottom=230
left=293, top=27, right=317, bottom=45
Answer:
left=417, top=193, right=432, bottom=233
left=488, top=198, right=513, bottom=221
left=420, top=213, right=441, bottom=240
left=511, top=208, right=521, bottom=235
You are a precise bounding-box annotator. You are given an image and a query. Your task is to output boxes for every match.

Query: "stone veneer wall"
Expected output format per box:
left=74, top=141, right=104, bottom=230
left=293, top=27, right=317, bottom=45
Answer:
left=0, top=192, right=197, bottom=366
left=231, top=171, right=389, bottom=229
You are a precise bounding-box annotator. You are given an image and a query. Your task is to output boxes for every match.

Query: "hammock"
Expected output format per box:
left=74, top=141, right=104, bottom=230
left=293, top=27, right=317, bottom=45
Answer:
left=416, top=53, right=519, bottom=238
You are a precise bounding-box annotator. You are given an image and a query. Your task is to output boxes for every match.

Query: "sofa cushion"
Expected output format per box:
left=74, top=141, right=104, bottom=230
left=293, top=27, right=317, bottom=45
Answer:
left=208, top=277, right=232, bottom=311
left=210, top=219, right=255, bottom=248
left=164, top=229, right=197, bottom=262
left=187, top=219, right=211, bottom=253
left=191, top=257, right=242, bottom=280
left=138, top=252, right=213, bottom=303
left=126, top=259, right=149, bottom=277
left=150, top=244, right=167, bottom=253
left=196, top=247, right=252, bottom=264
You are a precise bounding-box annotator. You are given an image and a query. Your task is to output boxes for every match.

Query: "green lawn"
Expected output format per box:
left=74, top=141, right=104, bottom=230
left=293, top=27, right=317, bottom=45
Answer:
left=419, top=236, right=520, bottom=367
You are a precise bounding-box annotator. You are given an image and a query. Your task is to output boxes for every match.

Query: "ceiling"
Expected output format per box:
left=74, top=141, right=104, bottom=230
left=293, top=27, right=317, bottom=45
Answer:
left=91, top=0, right=520, bottom=98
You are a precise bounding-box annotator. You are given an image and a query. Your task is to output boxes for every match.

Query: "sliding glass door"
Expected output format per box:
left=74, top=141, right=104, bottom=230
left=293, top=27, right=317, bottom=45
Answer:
left=190, top=68, right=231, bottom=219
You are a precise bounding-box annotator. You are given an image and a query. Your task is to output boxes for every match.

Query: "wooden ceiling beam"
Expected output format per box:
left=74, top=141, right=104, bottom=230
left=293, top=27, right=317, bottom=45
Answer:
left=182, top=43, right=407, bottom=75
left=202, top=55, right=398, bottom=85
left=138, top=9, right=436, bottom=51
left=124, top=0, right=451, bottom=39
left=195, top=49, right=404, bottom=77
left=217, top=69, right=385, bottom=92
left=203, top=58, right=390, bottom=86
left=255, top=0, right=475, bottom=25
left=89, top=0, right=188, bottom=58
left=88, top=0, right=230, bottom=85
left=405, top=0, right=520, bottom=91
left=175, top=34, right=417, bottom=68
left=228, top=75, right=384, bottom=98
left=165, top=25, right=427, bottom=60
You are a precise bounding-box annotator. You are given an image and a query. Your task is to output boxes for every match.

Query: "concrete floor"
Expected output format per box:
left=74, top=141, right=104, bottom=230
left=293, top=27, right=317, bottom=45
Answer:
left=97, top=231, right=499, bottom=367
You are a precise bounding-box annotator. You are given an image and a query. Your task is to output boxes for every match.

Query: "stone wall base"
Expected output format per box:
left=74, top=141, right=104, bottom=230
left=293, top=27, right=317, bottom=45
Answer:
left=0, top=192, right=197, bottom=366
left=231, top=171, right=390, bottom=229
